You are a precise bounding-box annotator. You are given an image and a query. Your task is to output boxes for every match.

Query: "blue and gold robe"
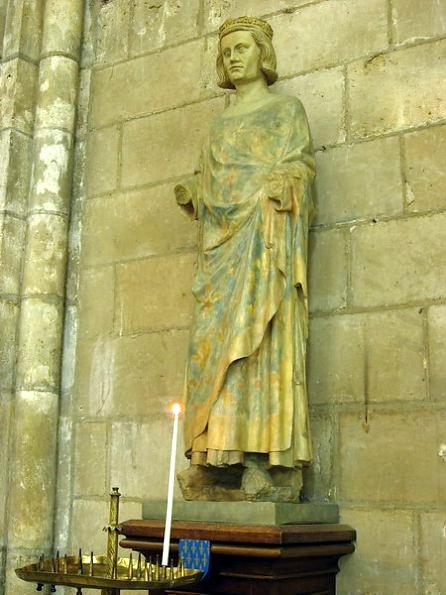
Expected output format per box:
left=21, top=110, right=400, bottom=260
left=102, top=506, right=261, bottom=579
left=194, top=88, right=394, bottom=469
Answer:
left=177, top=94, right=315, bottom=468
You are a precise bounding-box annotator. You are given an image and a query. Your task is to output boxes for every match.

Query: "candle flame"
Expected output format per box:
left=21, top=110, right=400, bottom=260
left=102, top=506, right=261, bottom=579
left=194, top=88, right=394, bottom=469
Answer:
left=171, top=403, right=181, bottom=415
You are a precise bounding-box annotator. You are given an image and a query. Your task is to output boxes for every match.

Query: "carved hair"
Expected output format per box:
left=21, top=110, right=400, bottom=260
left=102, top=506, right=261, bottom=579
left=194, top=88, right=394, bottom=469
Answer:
left=216, top=28, right=278, bottom=90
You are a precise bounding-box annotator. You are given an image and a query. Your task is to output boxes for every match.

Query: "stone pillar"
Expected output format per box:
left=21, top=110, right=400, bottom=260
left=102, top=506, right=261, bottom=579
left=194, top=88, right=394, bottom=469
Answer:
left=0, top=2, right=43, bottom=592
left=3, top=0, right=84, bottom=592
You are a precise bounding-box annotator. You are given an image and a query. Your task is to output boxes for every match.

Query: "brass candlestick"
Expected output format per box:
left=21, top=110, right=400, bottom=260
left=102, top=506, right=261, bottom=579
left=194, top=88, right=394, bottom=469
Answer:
left=104, top=487, right=121, bottom=578
left=15, top=488, right=203, bottom=594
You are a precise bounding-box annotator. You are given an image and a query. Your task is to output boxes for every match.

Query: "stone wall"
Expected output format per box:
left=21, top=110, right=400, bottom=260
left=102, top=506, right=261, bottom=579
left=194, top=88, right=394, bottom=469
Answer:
left=0, top=0, right=445, bottom=594
left=63, top=2, right=446, bottom=593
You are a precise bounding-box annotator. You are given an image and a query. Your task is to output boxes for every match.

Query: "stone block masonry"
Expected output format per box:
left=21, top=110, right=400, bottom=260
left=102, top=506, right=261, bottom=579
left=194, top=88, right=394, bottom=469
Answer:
left=348, top=40, right=446, bottom=138
left=121, top=97, right=223, bottom=187
left=404, top=124, right=446, bottom=213
left=351, top=213, right=446, bottom=308
left=6, top=1, right=440, bottom=595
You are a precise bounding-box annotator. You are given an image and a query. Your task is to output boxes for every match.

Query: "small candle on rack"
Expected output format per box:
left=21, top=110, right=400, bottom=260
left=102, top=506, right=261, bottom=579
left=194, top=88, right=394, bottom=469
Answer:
left=162, top=402, right=181, bottom=567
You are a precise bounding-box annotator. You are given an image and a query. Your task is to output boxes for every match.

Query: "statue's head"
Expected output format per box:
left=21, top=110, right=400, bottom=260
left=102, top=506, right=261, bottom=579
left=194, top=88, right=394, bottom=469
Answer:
left=216, top=16, right=278, bottom=89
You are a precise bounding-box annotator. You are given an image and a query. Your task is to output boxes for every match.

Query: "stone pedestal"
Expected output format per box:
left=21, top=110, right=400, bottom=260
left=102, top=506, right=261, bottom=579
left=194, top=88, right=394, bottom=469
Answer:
left=142, top=500, right=339, bottom=525
left=120, top=518, right=356, bottom=595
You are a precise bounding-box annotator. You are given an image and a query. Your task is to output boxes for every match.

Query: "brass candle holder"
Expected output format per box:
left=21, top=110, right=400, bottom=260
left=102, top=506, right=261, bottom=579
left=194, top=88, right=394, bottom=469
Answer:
left=15, top=488, right=203, bottom=594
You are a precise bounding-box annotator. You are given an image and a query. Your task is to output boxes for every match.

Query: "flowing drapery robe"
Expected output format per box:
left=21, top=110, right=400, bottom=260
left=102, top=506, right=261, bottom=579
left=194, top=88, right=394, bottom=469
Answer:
left=177, top=94, right=315, bottom=468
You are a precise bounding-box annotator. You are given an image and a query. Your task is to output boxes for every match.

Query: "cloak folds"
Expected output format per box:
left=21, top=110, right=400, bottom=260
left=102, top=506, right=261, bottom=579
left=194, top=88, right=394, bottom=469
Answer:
left=177, top=95, right=315, bottom=468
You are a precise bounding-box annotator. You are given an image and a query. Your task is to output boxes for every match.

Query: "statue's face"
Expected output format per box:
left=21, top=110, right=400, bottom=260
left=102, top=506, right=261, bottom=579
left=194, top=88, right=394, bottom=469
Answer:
left=220, top=30, right=262, bottom=86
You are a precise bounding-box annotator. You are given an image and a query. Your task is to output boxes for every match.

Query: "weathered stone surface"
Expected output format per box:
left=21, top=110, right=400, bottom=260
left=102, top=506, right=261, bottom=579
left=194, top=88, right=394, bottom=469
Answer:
left=110, top=419, right=188, bottom=500
left=41, top=0, right=84, bottom=58
left=302, top=409, right=335, bottom=502
left=0, top=58, right=38, bottom=135
left=0, top=3, right=7, bottom=56
left=71, top=137, right=86, bottom=203
left=0, top=551, right=4, bottom=591
left=428, top=305, right=446, bottom=402
left=356, top=309, right=426, bottom=402
left=82, top=185, right=197, bottom=266
left=79, top=0, right=95, bottom=69
left=85, top=126, right=120, bottom=196
left=121, top=98, right=223, bottom=187
left=0, top=300, right=19, bottom=391
left=392, top=0, right=446, bottom=46
left=22, top=213, right=68, bottom=298
left=130, top=0, right=200, bottom=55
left=0, top=550, right=4, bottom=595
left=2, top=0, right=42, bottom=61
left=7, top=391, right=58, bottom=549
left=0, top=392, right=12, bottom=541
left=90, top=40, right=203, bottom=128
left=73, top=422, right=107, bottom=496
left=16, top=298, right=63, bottom=391
left=78, top=266, right=114, bottom=339
left=61, top=305, right=78, bottom=394
left=315, top=137, right=403, bottom=225
left=143, top=500, right=339, bottom=524
left=276, top=67, right=345, bottom=149
left=0, top=132, right=9, bottom=210
left=308, top=315, right=364, bottom=405
left=351, top=214, right=446, bottom=308
left=200, top=34, right=225, bottom=98
left=70, top=498, right=142, bottom=552
left=349, top=40, right=446, bottom=138
left=178, top=464, right=303, bottom=502
left=31, top=129, right=73, bottom=213
left=338, top=508, right=416, bottom=594
left=70, top=499, right=108, bottom=553
left=404, top=125, right=446, bottom=213
left=0, top=129, right=32, bottom=216
left=4, top=551, right=48, bottom=595
left=420, top=511, right=446, bottom=594
left=308, top=228, right=347, bottom=312
left=89, top=0, right=130, bottom=67
left=339, top=410, right=446, bottom=503
left=52, top=416, right=73, bottom=553
left=308, top=309, right=425, bottom=404
left=74, top=330, right=189, bottom=418
left=0, top=214, right=26, bottom=295
left=66, top=193, right=83, bottom=302
left=76, top=68, right=91, bottom=138
left=115, top=253, right=195, bottom=333
left=35, top=56, right=78, bottom=132
left=272, top=0, right=388, bottom=77
left=204, top=0, right=319, bottom=32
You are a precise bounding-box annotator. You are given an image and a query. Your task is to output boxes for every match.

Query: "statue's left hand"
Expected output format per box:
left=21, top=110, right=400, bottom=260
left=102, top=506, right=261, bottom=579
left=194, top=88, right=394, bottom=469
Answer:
left=265, top=171, right=286, bottom=200
left=264, top=170, right=304, bottom=213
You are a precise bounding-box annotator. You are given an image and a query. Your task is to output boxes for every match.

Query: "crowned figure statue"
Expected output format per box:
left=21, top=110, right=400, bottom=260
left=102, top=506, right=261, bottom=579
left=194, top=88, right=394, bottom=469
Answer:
left=175, top=16, right=315, bottom=502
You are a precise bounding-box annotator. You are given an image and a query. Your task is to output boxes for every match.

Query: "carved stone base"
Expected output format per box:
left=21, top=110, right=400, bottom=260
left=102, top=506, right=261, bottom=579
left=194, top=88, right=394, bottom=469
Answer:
left=177, top=462, right=303, bottom=503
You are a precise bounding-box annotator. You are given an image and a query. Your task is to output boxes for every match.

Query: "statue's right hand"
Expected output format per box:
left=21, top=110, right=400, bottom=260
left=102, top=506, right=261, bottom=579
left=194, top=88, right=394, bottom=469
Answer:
left=174, top=183, right=192, bottom=205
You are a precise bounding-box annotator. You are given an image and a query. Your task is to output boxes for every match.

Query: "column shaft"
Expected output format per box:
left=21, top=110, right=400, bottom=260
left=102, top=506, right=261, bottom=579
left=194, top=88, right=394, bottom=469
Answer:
left=4, top=1, right=84, bottom=593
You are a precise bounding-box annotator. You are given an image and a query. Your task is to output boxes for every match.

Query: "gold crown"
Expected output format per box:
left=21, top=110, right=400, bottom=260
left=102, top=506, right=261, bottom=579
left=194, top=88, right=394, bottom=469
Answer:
left=219, top=16, right=273, bottom=40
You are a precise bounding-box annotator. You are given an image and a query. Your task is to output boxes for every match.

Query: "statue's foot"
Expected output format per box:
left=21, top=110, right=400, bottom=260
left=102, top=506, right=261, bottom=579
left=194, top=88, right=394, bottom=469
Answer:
left=177, top=464, right=244, bottom=501
left=177, top=461, right=302, bottom=502
left=241, top=465, right=303, bottom=503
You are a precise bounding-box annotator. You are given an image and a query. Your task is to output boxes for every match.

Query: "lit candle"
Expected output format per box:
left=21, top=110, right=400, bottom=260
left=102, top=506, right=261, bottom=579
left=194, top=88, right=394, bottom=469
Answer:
left=162, top=402, right=181, bottom=567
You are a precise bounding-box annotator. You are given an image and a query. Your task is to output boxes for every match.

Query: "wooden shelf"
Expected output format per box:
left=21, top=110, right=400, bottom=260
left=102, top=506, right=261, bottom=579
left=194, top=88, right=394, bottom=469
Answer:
left=120, top=519, right=356, bottom=595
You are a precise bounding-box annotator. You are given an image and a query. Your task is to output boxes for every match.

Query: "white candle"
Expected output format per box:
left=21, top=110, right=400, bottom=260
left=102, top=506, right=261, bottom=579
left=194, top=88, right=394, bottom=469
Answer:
left=162, top=402, right=181, bottom=567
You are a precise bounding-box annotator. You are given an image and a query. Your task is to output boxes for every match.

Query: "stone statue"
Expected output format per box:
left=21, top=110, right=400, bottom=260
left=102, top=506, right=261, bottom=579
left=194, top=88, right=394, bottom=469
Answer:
left=175, top=16, right=315, bottom=502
